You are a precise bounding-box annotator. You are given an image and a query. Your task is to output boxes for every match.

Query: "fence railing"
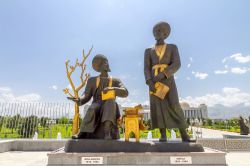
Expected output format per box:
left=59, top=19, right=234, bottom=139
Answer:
left=0, top=102, right=86, bottom=139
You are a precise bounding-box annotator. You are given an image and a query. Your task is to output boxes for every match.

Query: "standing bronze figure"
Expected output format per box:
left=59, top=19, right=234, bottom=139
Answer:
left=144, top=22, right=193, bottom=142
left=68, top=54, right=128, bottom=140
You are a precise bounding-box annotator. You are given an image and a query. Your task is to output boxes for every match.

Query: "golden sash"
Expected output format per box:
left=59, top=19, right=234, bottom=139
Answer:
left=155, top=44, right=167, bottom=61
left=96, top=76, right=116, bottom=101
left=150, top=64, right=170, bottom=100
left=152, top=64, right=168, bottom=76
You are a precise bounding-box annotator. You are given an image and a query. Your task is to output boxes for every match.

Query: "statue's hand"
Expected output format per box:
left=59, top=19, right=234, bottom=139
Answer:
left=153, top=72, right=165, bottom=82
left=117, top=117, right=123, bottom=126
left=103, top=87, right=115, bottom=94
left=67, top=97, right=80, bottom=105
left=149, top=84, right=156, bottom=93
left=146, top=79, right=156, bottom=93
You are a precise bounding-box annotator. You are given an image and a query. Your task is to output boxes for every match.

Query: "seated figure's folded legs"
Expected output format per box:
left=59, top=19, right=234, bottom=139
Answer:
left=72, top=102, right=102, bottom=139
left=101, top=99, right=117, bottom=124
left=102, top=99, right=117, bottom=140
left=80, top=102, right=102, bottom=133
left=104, top=120, right=113, bottom=140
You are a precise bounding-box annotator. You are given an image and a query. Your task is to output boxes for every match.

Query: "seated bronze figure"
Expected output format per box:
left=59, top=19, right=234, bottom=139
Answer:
left=68, top=54, right=128, bottom=140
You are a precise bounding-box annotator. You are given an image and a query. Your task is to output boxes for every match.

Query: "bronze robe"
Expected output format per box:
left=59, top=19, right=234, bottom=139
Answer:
left=144, top=44, right=188, bottom=129
left=79, top=76, right=128, bottom=139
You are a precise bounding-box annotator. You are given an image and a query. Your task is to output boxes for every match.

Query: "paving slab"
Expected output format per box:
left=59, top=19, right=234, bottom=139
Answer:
left=0, top=151, right=49, bottom=166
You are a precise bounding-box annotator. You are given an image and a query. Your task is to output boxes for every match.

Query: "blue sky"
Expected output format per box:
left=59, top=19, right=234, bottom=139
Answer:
left=0, top=0, right=250, bottom=108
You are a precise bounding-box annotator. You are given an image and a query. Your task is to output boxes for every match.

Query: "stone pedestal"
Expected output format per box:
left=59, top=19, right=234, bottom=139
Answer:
left=64, top=139, right=204, bottom=153
left=47, top=147, right=226, bottom=166
left=47, top=139, right=226, bottom=166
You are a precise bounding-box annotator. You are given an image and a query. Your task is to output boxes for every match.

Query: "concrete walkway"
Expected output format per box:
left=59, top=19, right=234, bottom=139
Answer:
left=226, top=152, right=250, bottom=166
left=0, top=151, right=48, bottom=166
left=192, top=127, right=241, bottom=138
left=0, top=151, right=250, bottom=166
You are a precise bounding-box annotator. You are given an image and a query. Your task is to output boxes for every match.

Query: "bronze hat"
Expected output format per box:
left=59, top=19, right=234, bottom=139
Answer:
left=92, top=54, right=110, bottom=72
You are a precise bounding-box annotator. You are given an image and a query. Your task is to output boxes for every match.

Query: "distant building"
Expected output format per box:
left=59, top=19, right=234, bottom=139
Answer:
left=82, top=102, right=208, bottom=121
left=119, top=104, right=151, bottom=121
left=180, top=102, right=208, bottom=119
left=139, top=103, right=208, bottom=120
left=141, top=105, right=151, bottom=121
left=46, top=119, right=56, bottom=125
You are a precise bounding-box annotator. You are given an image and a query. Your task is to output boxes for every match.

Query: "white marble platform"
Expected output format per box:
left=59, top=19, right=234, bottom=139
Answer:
left=47, top=147, right=226, bottom=166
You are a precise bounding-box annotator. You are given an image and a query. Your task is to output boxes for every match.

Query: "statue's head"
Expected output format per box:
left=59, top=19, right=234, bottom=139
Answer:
left=92, top=54, right=111, bottom=73
left=153, top=22, right=171, bottom=41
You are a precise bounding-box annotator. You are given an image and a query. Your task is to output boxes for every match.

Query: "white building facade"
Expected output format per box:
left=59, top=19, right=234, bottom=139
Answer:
left=82, top=102, right=208, bottom=121
left=180, top=102, right=208, bottom=119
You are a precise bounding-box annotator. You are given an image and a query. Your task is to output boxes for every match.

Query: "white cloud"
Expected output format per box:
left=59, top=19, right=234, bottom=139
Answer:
left=244, top=102, right=250, bottom=107
left=119, top=74, right=136, bottom=80
left=142, top=100, right=149, bottom=106
left=16, top=93, right=41, bottom=102
left=0, top=92, right=15, bottom=102
left=222, top=58, right=227, bottom=63
left=116, top=97, right=139, bottom=107
left=189, top=57, right=193, bottom=62
left=186, top=57, right=193, bottom=69
left=49, top=85, right=58, bottom=90
left=0, top=87, right=12, bottom=92
left=186, top=77, right=191, bottom=80
left=231, top=67, right=250, bottom=74
left=214, top=67, right=250, bottom=75
left=116, top=89, right=147, bottom=107
left=222, top=87, right=240, bottom=94
left=0, top=86, right=41, bottom=102
left=192, top=71, right=208, bottom=80
left=214, top=70, right=228, bottom=74
left=181, top=87, right=250, bottom=107
left=217, top=53, right=250, bottom=76
left=223, top=53, right=250, bottom=64
left=230, top=53, right=250, bottom=63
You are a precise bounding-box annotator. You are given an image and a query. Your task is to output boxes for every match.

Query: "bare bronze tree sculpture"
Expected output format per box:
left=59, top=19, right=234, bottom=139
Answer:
left=63, top=46, right=93, bottom=135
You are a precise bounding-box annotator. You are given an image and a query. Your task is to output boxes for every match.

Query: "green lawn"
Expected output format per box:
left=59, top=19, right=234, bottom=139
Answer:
left=0, top=124, right=73, bottom=139
left=202, top=125, right=240, bottom=133
left=0, top=125, right=191, bottom=139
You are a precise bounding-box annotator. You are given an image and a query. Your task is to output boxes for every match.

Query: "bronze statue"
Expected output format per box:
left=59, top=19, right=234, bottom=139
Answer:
left=68, top=54, right=128, bottom=140
left=144, top=22, right=193, bottom=142
left=239, top=116, right=249, bottom=135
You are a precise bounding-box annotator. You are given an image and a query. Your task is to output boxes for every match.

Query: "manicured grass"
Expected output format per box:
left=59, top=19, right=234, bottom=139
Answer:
left=202, top=125, right=240, bottom=133
left=0, top=125, right=191, bottom=139
left=0, top=124, right=73, bottom=139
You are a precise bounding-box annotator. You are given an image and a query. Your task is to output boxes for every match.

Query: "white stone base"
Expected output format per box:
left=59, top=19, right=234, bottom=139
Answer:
left=47, top=147, right=226, bottom=166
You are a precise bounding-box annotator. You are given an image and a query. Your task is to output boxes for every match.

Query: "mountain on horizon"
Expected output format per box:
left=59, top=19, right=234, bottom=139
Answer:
left=208, top=104, right=250, bottom=119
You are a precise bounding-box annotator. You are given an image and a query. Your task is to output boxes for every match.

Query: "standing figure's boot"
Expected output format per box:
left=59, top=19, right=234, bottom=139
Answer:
left=104, top=120, right=113, bottom=140
left=179, top=128, right=196, bottom=142
left=159, top=128, right=167, bottom=142
left=72, top=132, right=86, bottom=139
